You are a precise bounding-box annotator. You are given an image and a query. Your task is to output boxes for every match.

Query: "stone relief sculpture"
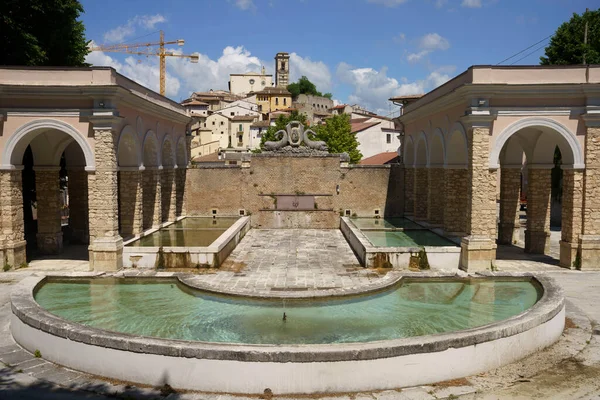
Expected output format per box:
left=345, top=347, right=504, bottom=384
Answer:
left=263, top=121, right=328, bottom=152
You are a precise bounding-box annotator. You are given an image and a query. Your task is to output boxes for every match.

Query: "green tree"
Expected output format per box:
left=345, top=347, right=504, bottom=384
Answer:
left=259, top=111, right=308, bottom=147
left=316, top=114, right=362, bottom=163
left=541, top=9, right=600, bottom=65
left=1, top=0, right=89, bottom=66
left=287, top=76, right=329, bottom=98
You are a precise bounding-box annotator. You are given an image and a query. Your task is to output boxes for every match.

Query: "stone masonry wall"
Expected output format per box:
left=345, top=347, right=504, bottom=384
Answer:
left=525, top=168, right=551, bottom=254
left=583, top=127, right=600, bottom=235
left=119, top=170, right=143, bottom=238
left=498, top=167, right=521, bottom=245
left=35, top=169, right=62, bottom=254
left=444, top=168, right=468, bottom=234
left=562, top=169, right=583, bottom=243
left=184, top=155, right=402, bottom=228
left=0, top=170, right=26, bottom=266
left=427, top=168, right=444, bottom=225
left=404, top=167, right=415, bottom=216
left=414, top=167, right=428, bottom=220
left=142, top=169, right=161, bottom=229
left=467, top=127, right=497, bottom=238
left=161, top=168, right=176, bottom=223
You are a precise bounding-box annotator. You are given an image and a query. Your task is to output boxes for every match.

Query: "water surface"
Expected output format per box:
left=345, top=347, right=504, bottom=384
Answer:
left=35, top=278, right=540, bottom=345
left=363, top=230, right=457, bottom=247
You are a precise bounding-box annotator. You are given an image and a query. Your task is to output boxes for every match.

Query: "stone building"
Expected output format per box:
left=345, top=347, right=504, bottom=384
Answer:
left=229, top=70, right=273, bottom=96
left=255, top=87, right=292, bottom=116
left=396, top=65, right=600, bottom=271
left=0, top=67, right=190, bottom=271
left=274, top=52, right=290, bottom=88
left=293, top=94, right=333, bottom=124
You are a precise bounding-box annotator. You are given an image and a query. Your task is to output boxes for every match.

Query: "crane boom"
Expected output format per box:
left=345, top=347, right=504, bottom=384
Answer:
left=90, top=30, right=198, bottom=96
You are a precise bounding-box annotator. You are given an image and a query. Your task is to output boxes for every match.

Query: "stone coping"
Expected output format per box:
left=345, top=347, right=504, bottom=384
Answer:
left=123, top=216, right=249, bottom=252
left=342, top=217, right=461, bottom=254
left=11, top=272, right=564, bottom=363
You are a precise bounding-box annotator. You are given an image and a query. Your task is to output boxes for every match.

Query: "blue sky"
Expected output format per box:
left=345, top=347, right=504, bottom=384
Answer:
left=82, top=0, right=593, bottom=114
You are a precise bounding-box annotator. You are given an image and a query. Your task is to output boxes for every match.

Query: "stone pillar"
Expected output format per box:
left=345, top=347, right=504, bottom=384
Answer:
left=0, top=170, right=27, bottom=267
left=525, top=167, right=551, bottom=254
left=414, top=167, right=428, bottom=220
left=143, top=167, right=162, bottom=229
left=404, top=167, right=415, bottom=217
left=560, top=168, right=583, bottom=268
left=498, top=167, right=521, bottom=245
left=175, top=166, right=187, bottom=217
left=88, top=118, right=123, bottom=271
left=427, top=167, right=444, bottom=225
left=67, top=168, right=89, bottom=244
left=461, top=118, right=497, bottom=272
left=443, top=167, right=468, bottom=236
left=34, top=167, right=63, bottom=254
left=580, top=122, right=600, bottom=269
left=161, top=167, right=177, bottom=222
left=118, top=168, right=144, bottom=238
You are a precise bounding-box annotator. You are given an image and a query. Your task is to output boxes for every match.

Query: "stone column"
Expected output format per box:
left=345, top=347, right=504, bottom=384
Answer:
left=88, top=117, right=123, bottom=271
left=118, top=168, right=144, bottom=238
left=0, top=170, right=27, bottom=267
left=404, top=167, right=415, bottom=217
left=560, top=168, right=583, bottom=268
left=427, top=167, right=444, bottom=226
left=67, top=167, right=89, bottom=244
left=161, top=166, right=177, bottom=222
left=175, top=166, right=187, bottom=217
left=34, top=167, right=63, bottom=254
left=498, top=167, right=521, bottom=245
left=443, top=167, right=469, bottom=236
left=580, top=121, right=600, bottom=269
left=525, top=167, right=551, bottom=254
left=461, top=117, right=497, bottom=271
left=143, top=167, right=162, bottom=229
left=414, top=167, right=428, bottom=220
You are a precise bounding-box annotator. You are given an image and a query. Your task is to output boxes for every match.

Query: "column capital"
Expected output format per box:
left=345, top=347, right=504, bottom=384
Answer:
left=89, top=111, right=124, bottom=132
left=460, top=111, right=496, bottom=130
left=581, top=109, right=600, bottom=128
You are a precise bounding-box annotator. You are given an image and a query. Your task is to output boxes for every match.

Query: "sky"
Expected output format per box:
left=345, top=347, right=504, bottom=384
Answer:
left=82, top=0, right=594, bottom=115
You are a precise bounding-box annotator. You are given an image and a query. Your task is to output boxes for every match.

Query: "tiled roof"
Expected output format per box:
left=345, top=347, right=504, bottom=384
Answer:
left=350, top=117, right=371, bottom=123
left=182, top=100, right=209, bottom=106
left=230, top=115, right=258, bottom=121
left=360, top=152, right=400, bottom=165
left=331, top=104, right=347, bottom=110
left=351, top=121, right=380, bottom=134
left=251, top=120, right=271, bottom=127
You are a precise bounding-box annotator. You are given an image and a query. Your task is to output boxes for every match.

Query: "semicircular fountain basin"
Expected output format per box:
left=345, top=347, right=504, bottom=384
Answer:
left=10, top=274, right=565, bottom=394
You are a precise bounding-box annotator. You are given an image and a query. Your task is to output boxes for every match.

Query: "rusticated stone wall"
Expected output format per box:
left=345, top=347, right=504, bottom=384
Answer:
left=498, top=168, right=521, bottom=245
left=443, top=168, right=468, bottom=234
left=414, top=168, right=429, bottom=220
left=427, top=168, right=444, bottom=225
left=561, top=169, right=583, bottom=267
left=184, top=155, right=403, bottom=228
left=404, top=167, right=415, bottom=216
left=525, top=168, right=551, bottom=254
left=175, top=168, right=186, bottom=216
left=35, top=169, right=62, bottom=254
left=119, top=170, right=143, bottom=238
left=583, top=127, right=600, bottom=235
left=161, top=168, right=177, bottom=223
left=142, top=168, right=161, bottom=229
left=0, top=171, right=26, bottom=266
left=467, top=127, right=497, bottom=238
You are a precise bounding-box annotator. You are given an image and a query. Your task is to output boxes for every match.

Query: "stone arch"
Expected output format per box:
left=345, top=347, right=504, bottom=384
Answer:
left=176, top=136, right=187, bottom=167
left=1, top=118, right=95, bottom=169
left=161, top=135, right=175, bottom=167
left=429, top=128, right=445, bottom=166
left=415, top=131, right=428, bottom=167
left=142, top=130, right=159, bottom=167
left=136, top=116, right=144, bottom=136
left=403, top=135, right=415, bottom=166
left=117, top=125, right=141, bottom=167
left=446, top=122, right=468, bottom=167
left=490, top=117, right=584, bottom=169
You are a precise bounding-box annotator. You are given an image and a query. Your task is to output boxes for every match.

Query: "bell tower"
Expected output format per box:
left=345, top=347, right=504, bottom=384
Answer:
left=274, top=52, right=290, bottom=88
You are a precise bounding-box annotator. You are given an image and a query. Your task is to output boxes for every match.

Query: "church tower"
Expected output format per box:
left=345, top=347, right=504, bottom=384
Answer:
left=274, top=52, right=290, bottom=88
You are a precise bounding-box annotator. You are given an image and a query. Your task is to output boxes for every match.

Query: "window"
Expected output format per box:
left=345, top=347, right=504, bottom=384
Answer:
left=249, top=78, right=255, bottom=84
left=221, top=131, right=223, bottom=135
left=220, top=121, right=224, bottom=125
left=203, top=123, right=206, bottom=127
left=283, top=98, right=287, bottom=106
left=258, top=105, right=262, bottom=112
left=386, top=134, right=391, bottom=144
left=212, top=121, right=215, bottom=126
left=239, top=124, right=243, bottom=132
left=230, top=112, right=235, bottom=116
left=275, top=98, right=279, bottom=106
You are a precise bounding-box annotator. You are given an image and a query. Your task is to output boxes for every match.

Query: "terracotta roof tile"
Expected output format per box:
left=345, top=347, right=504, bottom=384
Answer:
left=351, top=121, right=380, bottom=134
left=360, top=152, right=400, bottom=165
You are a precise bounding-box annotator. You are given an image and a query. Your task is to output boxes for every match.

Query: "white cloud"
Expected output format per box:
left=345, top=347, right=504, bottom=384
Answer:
left=337, top=62, right=453, bottom=114
left=367, top=0, right=408, bottom=7
left=233, top=0, right=256, bottom=10
left=407, top=50, right=429, bottom=63
left=289, top=53, right=332, bottom=92
left=461, top=0, right=482, bottom=7
left=103, top=14, right=166, bottom=43
left=418, top=33, right=450, bottom=51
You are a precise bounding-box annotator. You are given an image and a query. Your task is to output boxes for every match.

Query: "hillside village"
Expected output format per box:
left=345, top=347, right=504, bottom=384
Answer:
left=182, top=52, right=402, bottom=165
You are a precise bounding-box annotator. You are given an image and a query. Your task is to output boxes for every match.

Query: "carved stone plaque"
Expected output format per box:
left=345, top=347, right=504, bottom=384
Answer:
left=276, top=195, right=315, bottom=210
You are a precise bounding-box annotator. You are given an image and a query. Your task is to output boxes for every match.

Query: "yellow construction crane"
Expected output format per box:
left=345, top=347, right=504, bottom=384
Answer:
left=90, top=30, right=199, bottom=96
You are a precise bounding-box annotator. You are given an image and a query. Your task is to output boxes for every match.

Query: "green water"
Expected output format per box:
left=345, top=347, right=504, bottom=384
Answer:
left=363, top=230, right=457, bottom=247
left=169, top=217, right=239, bottom=230
left=35, top=278, right=540, bottom=345
left=351, top=218, right=424, bottom=230
left=129, top=229, right=226, bottom=247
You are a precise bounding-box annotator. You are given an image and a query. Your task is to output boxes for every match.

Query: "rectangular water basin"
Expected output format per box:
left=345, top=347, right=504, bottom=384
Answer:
left=123, top=216, right=250, bottom=268
left=341, top=217, right=461, bottom=271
